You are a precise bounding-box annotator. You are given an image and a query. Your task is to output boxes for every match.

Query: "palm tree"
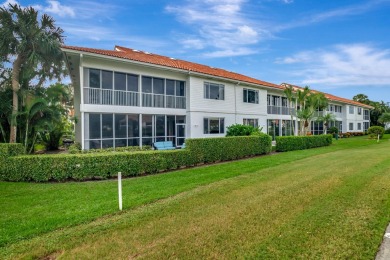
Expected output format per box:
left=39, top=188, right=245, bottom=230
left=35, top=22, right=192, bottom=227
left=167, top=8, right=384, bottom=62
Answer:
left=0, top=4, right=64, bottom=143
left=296, top=86, right=311, bottom=135
left=378, top=113, right=390, bottom=129
left=317, top=113, right=336, bottom=134
left=283, top=85, right=296, bottom=135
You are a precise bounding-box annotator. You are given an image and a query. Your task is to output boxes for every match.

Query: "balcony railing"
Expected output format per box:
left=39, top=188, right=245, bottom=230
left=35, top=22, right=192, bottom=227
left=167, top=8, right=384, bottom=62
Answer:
left=267, top=105, right=293, bottom=115
left=84, top=88, right=186, bottom=109
left=84, top=88, right=139, bottom=106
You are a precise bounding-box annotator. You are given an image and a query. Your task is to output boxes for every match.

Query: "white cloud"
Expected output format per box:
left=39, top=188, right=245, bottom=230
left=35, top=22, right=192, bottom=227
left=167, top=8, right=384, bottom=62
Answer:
left=33, top=1, right=75, bottom=18
left=166, top=0, right=269, bottom=57
left=277, top=44, right=390, bottom=87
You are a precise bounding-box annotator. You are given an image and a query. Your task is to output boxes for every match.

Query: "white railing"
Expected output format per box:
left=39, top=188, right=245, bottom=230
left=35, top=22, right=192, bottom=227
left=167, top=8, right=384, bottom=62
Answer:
left=84, top=88, right=185, bottom=109
left=267, top=106, right=293, bottom=115
left=84, top=88, right=139, bottom=106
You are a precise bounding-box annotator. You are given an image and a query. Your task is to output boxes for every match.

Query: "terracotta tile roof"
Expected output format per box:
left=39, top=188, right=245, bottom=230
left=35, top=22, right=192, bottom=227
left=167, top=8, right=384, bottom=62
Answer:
left=281, top=83, right=373, bottom=109
left=62, top=45, right=284, bottom=90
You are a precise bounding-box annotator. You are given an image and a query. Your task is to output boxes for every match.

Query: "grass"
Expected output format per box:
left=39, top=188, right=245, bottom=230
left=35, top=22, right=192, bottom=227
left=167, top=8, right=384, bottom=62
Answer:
left=1, top=135, right=389, bottom=259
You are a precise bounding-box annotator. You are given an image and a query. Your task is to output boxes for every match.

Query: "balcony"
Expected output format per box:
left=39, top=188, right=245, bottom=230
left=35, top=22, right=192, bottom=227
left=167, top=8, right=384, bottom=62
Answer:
left=267, top=106, right=294, bottom=115
left=84, top=88, right=186, bottom=109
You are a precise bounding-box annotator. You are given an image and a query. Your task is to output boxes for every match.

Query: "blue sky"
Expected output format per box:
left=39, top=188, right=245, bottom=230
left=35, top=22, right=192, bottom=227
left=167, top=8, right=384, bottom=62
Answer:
left=4, top=0, right=390, bottom=103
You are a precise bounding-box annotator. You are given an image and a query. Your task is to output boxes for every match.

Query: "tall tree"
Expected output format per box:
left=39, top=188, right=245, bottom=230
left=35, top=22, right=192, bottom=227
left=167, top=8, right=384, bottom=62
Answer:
left=353, top=94, right=390, bottom=126
left=0, top=4, right=65, bottom=143
left=283, top=85, right=296, bottom=135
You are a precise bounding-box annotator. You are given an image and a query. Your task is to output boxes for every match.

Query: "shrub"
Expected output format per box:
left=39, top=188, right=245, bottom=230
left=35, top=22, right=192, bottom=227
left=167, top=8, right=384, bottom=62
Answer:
left=226, top=124, right=261, bottom=136
left=0, top=143, right=24, bottom=158
left=275, top=135, right=332, bottom=152
left=68, top=143, right=152, bottom=154
left=385, top=129, right=390, bottom=134
left=367, top=126, right=385, bottom=139
left=187, top=135, right=272, bottom=164
left=328, top=127, right=339, bottom=135
left=1, top=150, right=193, bottom=182
left=0, top=136, right=271, bottom=182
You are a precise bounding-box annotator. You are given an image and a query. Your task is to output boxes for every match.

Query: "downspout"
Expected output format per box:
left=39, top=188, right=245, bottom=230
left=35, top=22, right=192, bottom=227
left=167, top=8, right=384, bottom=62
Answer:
left=235, top=82, right=240, bottom=124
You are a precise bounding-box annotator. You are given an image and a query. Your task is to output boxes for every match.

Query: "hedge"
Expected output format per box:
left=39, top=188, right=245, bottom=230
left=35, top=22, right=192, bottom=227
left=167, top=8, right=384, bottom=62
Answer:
left=275, top=135, right=332, bottom=152
left=186, top=135, right=272, bottom=164
left=0, top=143, right=24, bottom=158
left=0, top=136, right=272, bottom=182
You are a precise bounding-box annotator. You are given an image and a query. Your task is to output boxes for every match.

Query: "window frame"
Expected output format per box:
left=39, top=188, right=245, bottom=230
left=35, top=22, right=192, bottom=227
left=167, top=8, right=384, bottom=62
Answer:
left=243, top=118, right=259, bottom=128
left=243, top=88, right=259, bottom=104
left=204, top=82, right=225, bottom=100
left=204, top=117, right=225, bottom=134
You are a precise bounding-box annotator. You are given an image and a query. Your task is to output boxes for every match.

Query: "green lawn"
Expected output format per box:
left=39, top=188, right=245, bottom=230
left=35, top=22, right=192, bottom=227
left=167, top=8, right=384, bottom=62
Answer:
left=1, top=135, right=390, bottom=259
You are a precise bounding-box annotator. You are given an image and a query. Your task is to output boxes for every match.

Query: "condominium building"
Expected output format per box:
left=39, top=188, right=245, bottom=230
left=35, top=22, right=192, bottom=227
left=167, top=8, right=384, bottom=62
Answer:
left=62, top=45, right=372, bottom=149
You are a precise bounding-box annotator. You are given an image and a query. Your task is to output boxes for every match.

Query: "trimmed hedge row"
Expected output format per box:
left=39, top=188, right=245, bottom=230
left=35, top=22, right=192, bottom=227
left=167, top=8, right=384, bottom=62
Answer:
left=0, top=136, right=272, bottom=182
left=187, top=135, right=272, bottom=163
left=275, top=135, right=332, bottom=152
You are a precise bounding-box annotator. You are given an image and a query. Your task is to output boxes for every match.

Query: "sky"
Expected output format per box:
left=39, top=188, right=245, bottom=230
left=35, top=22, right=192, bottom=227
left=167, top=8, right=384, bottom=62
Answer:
left=3, top=0, right=390, bottom=104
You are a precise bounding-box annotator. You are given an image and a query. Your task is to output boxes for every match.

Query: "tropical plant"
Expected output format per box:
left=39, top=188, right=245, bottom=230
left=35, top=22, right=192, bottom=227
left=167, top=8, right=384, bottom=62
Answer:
left=283, top=85, right=296, bottom=135
left=378, top=113, right=390, bottom=128
left=367, top=126, right=385, bottom=141
left=316, top=113, right=336, bottom=134
left=0, top=4, right=65, bottom=143
left=226, top=124, right=262, bottom=136
left=296, top=87, right=328, bottom=135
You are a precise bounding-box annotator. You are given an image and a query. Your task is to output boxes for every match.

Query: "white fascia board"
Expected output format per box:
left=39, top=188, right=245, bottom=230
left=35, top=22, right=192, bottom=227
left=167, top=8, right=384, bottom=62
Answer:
left=61, top=48, right=283, bottom=93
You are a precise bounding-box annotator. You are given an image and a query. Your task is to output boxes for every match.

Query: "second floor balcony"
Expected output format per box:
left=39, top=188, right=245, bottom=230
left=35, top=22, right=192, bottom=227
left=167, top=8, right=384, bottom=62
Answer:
left=84, top=88, right=186, bottom=109
left=267, top=105, right=294, bottom=115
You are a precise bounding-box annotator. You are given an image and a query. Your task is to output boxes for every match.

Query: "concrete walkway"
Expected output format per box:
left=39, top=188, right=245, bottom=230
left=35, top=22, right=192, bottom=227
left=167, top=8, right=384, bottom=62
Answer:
left=376, top=223, right=390, bottom=260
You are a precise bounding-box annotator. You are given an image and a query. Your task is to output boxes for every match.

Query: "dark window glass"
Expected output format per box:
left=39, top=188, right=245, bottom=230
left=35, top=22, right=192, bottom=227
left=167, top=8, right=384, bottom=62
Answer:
left=167, top=116, right=175, bottom=136
left=115, top=114, right=127, bottom=138
left=248, top=90, right=256, bottom=103
left=220, top=118, right=224, bottom=133
left=204, top=83, right=209, bottom=99
left=142, top=115, right=153, bottom=137
left=243, top=89, right=247, bottom=102
left=127, top=74, right=139, bottom=92
left=204, top=118, right=209, bottom=134
left=114, top=72, right=126, bottom=91
left=89, top=140, right=101, bottom=149
left=115, top=139, right=127, bottom=147
left=155, top=115, right=165, bottom=137
left=210, top=119, right=220, bottom=134
left=176, top=116, right=185, bottom=124
left=127, top=114, right=139, bottom=138
left=102, top=70, right=113, bottom=89
left=153, top=78, right=164, bottom=94
left=128, top=138, right=140, bottom=146
left=209, top=84, right=220, bottom=99
left=89, top=69, right=100, bottom=88
left=176, top=81, right=185, bottom=96
left=102, top=114, right=113, bottom=138
left=102, top=139, right=113, bottom=148
left=166, top=80, right=175, bottom=95
left=142, top=76, right=152, bottom=93
left=89, top=114, right=101, bottom=139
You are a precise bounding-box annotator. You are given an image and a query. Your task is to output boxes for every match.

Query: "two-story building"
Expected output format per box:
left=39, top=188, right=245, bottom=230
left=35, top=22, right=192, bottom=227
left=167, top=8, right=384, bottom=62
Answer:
left=62, top=45, right=372, bottom=149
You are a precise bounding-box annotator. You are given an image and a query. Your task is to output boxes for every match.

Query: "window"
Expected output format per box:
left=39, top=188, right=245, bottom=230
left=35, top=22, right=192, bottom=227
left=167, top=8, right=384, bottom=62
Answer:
left=204, top=118, right=224, bottom=134
left=364, top=122, right=370, bottom=131
left=349, top=106, right=354, bottom=114
left=357, top=123, right=362, bottom=130
left=357, top=107, right=362, bottom=115
left=243, top=88, right=259, bottom=104
left=364, top=110, right=370, bottom=120
left=243, top=118, right=258, bottom=128
left=335, top=105, right=342, bottom=113
left=204, top=82, right=224, bottom=100
left=349, top=123, right=354, bottom=131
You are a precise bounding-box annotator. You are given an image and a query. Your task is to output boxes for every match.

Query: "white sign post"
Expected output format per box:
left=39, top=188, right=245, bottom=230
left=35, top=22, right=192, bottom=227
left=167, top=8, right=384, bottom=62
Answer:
left=118, top=172, right=122, bottom=211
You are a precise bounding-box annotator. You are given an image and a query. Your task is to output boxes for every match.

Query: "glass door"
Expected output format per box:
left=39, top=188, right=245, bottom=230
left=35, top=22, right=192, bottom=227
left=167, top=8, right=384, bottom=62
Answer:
left=176, top=124, right=185, bottom=147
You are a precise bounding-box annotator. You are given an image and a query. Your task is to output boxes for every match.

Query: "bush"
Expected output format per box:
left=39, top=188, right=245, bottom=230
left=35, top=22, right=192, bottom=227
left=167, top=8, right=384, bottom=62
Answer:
left=1, top=150, right=194, bottom=182
left=0, top=143, right=24, bottom=158
left=275, top=135, right=332, bottom=152
left=0, top=136, right=271, bottom=182
left=226, top=124, right=261, bottom=136
left=385, top=129, right=390, bottom=134
left=328, top=127, right=339, bottom=135
left=187, top=135, right=272, bottom=164
left=68, top=143, right=152, bottom=154
left=367, top=126, right=385, bottom=139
